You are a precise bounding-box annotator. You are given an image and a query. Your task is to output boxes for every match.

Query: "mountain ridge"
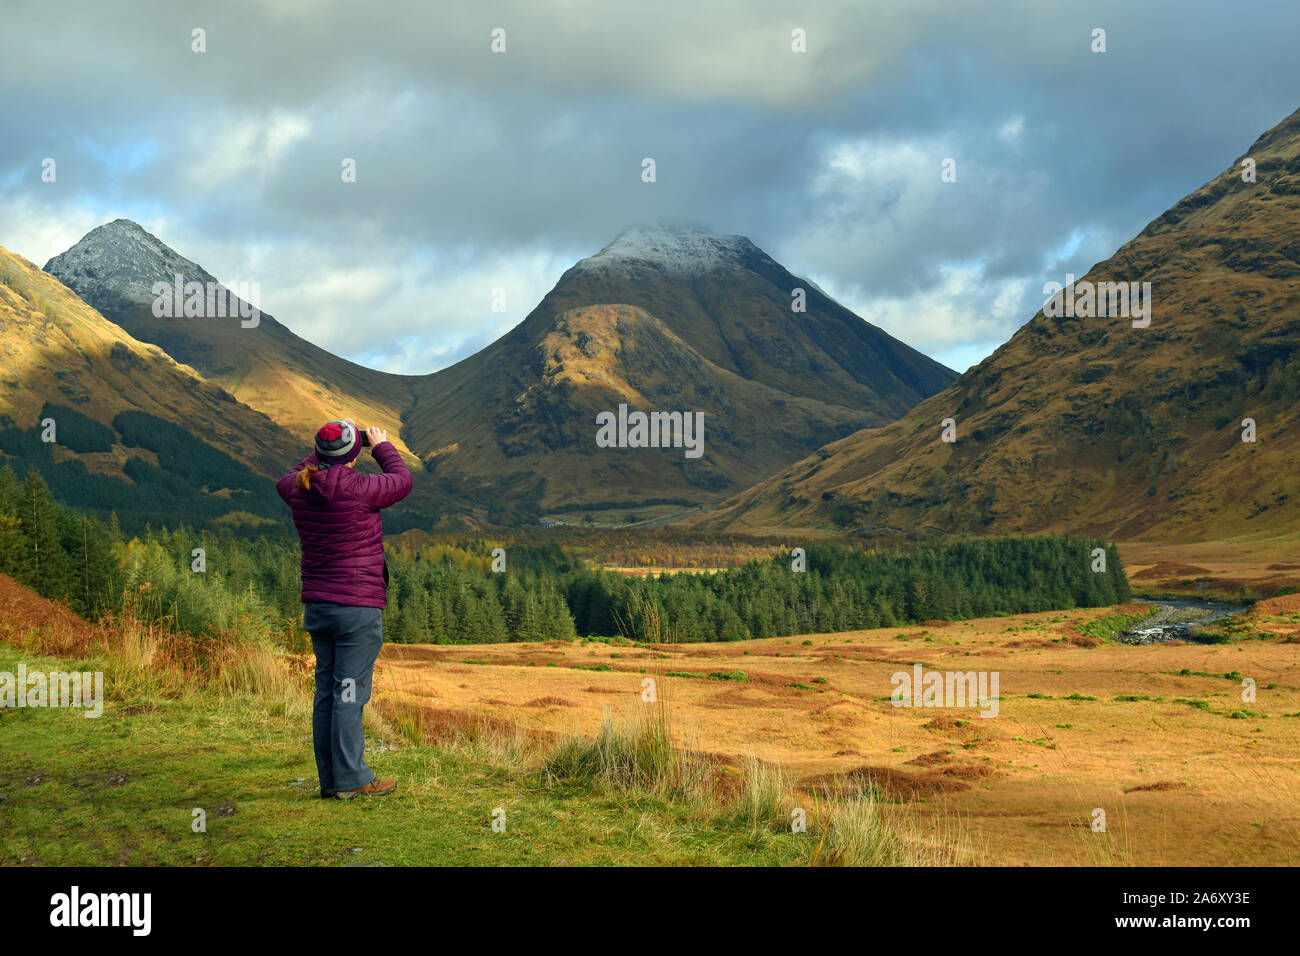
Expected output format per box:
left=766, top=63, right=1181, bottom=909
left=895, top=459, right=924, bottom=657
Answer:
left=402, top=225, right=956, bottom=517
left=44, top=220, right=423, bottom=462
left=681, top=106, right=1300, bottom=542
left=0, top=243, right=302, bottom=467
left=43, top=220, right=956, bottom=521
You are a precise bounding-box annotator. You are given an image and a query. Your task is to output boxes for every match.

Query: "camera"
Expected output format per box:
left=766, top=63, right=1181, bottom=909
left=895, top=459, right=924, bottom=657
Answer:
left=358, top=427, right=371, bottom=447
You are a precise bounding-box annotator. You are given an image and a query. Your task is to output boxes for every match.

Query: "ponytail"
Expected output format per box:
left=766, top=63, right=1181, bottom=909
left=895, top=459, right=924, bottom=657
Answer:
left=296, top=464, right=321, bottom=492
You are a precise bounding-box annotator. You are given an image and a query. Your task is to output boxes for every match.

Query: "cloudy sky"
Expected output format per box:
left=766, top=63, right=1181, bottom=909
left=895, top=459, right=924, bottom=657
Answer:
left=2, top=0, right=1298, bottom=374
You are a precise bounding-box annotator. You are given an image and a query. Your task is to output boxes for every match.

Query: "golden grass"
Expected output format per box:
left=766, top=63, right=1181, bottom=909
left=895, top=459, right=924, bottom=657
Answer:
left=376, top=600, right=1300, bottom=866
left=0, top=575, right=308, bottom=712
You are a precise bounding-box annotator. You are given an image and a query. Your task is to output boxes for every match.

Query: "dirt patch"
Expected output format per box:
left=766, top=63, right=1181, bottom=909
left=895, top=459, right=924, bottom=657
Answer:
left=1253, top=594, right=1300, bottom=616
left=1132, top=562, right=1212, bottom=579
left=904, top=750, right=953, bottom=767
left=1125, top=781, right=1189, bottom=793
left=380, top=701, right=555, bottom=749
left=939, top=763, right=996, bottom=781
left=923, top=715, right=971, bottom=732
left=802, top=763, right=983, bottom=799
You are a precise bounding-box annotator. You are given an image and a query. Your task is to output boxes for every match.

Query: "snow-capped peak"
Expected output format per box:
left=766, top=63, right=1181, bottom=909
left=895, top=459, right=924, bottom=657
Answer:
left=45, top=219, right=215, bottom=300
left=577, top=225, right=760, bottom=276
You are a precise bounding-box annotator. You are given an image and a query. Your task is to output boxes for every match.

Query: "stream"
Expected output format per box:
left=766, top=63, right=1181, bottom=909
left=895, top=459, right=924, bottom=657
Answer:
left=1121, top=596, right=1250, bottom=644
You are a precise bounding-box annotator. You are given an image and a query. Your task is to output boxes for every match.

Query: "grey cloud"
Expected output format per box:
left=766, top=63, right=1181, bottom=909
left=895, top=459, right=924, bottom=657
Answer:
left=1, top=0, right=1298, bottom=373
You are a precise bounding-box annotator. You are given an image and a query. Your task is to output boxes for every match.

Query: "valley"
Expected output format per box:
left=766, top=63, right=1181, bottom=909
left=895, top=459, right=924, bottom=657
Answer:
left=1, top=81, right=1297, bottom=878
left=375, top=594, right=1300, bottom=866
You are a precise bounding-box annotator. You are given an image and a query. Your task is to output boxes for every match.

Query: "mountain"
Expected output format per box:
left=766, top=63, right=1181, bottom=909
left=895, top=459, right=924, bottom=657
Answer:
left=0, top=243, right=307, bottom=526
left=41, top=221, right=956, bottom=524
left=44, top=220, right=422, bottom=461
left=403, top=225, right=957, bottom=519
left=684, top=109, right=1300, bottom=542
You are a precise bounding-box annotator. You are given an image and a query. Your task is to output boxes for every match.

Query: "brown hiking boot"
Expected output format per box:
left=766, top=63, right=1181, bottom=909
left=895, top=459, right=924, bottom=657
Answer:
left=336, top=778, right=397, bottom=800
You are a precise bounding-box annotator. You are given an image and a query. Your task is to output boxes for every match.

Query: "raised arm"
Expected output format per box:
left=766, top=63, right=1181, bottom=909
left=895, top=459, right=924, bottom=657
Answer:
left=356, top=429, right=413, bottom=510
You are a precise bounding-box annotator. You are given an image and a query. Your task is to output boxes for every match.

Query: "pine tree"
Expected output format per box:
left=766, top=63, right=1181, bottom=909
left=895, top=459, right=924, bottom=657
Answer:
left=0, top=465, right=26, bottom=580
left=73, top=515, right=115, bottom=616
left=21, top=470, right=70, bottom=600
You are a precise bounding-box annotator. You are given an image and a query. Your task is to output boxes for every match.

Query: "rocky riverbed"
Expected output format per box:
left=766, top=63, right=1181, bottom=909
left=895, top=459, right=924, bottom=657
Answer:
left=1120, top=597, right=1249, bottom=644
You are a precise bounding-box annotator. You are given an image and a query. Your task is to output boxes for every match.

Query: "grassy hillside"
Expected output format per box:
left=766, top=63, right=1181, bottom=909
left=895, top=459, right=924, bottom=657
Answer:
left=44, top=220, right=424, bottom=464
left=0, top=405, right=286, bottom=530
left=408, top=303, right=887, bottom=517
left=0, top=573, right=964, bottom=867
left=685, top=107, right=1300, bottom=543
left=0, top=245, right=302, bottom=480
left=0, top=243, right=465, bottom=531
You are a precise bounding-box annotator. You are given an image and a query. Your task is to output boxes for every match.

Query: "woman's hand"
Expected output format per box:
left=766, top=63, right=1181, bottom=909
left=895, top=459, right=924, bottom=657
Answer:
left=365, top=426, right=388, bottom=449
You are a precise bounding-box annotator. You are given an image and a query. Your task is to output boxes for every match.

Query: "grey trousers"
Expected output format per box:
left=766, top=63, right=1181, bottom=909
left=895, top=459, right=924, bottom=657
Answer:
left=304, top=602, right=384, bottom=792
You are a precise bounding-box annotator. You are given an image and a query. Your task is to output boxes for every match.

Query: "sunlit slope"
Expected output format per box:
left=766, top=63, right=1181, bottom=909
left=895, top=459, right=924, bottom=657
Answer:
left=0, top=244, right=300, bottom=478
left=45, top=220, right=421, bottom=462
left=686, top=108, right=1300, bottom=541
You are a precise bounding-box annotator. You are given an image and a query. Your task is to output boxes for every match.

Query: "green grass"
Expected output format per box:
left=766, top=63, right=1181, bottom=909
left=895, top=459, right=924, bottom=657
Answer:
left=0, top=643, right=956, bottom=867
left=1168, top=668, right=1245, bottom=681
left=1075, top=608, right=1157, bottom=642
left=1228, top=709, right=1266, bottom=720
left=0, top=647, right=799, bottom=865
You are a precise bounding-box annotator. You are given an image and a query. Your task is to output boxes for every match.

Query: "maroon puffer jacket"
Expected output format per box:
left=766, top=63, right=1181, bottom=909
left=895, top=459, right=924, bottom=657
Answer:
left=276, top=441, right=413, bottom=608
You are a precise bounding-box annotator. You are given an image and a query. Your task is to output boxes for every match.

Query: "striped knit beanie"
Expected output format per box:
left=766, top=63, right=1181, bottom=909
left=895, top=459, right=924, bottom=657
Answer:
left=314, top=420, right=361, bottom=467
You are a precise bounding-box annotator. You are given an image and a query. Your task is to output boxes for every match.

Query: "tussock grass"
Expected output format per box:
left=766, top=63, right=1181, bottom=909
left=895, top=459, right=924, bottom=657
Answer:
left=541, top=700, right=716, bottom=807
left=373, top=663, right=533, bottom=773
left=1075, top=802, right=1135, bottom=867
left=732, top=755, right=793, bottom=834
left=803, top=784, right=978, bottom=867
left=807, top=792, right=913, bottom=866
left=1075, top=607, right=1157, bottom=642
